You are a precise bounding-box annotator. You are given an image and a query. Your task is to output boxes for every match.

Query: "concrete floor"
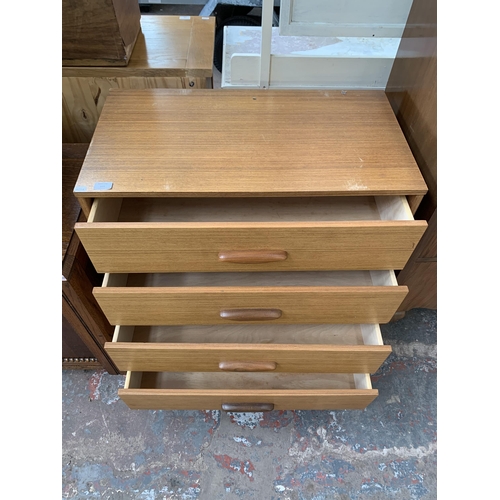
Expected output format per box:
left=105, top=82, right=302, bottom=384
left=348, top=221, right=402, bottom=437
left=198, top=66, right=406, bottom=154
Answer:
left=62, top=308, right=437, bottom=499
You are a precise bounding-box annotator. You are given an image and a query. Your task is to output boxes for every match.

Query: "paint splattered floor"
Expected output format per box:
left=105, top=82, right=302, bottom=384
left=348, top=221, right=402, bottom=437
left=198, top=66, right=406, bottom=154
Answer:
left=62, top=308, right=437, bottom=499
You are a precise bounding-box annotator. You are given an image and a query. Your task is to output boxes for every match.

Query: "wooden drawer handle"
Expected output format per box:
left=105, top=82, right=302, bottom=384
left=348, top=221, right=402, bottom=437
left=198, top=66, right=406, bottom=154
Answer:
left=222, top=403, right=274, bottom=412
left=219, top=361, right=277, bottom=372
left=218, top=250, right=288, bottom=264
left=220, top=308, right=282, bottom=321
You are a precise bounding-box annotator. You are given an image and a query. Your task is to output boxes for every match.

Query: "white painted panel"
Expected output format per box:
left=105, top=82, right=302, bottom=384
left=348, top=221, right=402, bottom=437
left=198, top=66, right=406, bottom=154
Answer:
left=270, top=55, right=394, bottom=89
left=222, top=27, right=399, bottom=89
left=230, top=53, right=261, bottom=86
left=227, top=54, right=394, bottom=89
left=280, top=0, right=413, bottom=37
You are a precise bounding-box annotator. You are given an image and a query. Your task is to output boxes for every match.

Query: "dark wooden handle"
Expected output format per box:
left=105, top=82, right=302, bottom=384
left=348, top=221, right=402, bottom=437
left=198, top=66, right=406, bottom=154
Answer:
left=222, top=403, right=274, bottom=412
left=219, top=361, right=277, bottom=372
left=220, top=308, right=282, bottom=321
left=218, top=250, right=288, bottom=263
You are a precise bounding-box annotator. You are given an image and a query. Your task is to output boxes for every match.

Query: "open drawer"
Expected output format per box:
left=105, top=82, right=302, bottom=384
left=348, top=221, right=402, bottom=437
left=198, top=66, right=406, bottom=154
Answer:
left=74, top=196, right=427, bottom=273
left=119, top=372, right=378, bottom=410
left=94, top=270, right=408, bottom=325
left=106, top=323, right=392, bottom=373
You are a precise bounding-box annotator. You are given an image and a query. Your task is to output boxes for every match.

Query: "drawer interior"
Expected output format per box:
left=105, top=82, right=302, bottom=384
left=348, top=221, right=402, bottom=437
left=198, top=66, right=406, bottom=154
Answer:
left=104, top=270, right=398, bottom=288
left=125, top=371, right=373, bottom=390
left=113, top=323, right=384, bottom=346
left=89, top=195, right=414, bottom=223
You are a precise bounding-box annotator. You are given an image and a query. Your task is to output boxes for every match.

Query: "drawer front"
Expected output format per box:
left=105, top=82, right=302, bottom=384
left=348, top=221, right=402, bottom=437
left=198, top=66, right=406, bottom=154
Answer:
left=105, top=342, right=392, bottom=373
left=75, top=195, right=427, bottom=273
left=119, top=388, right=378, bottom=410
left=94, top=286, right=407, bottom=325
left=119, top=372, right=378, bottom=410
left=75, top=222, right=426, bottom=273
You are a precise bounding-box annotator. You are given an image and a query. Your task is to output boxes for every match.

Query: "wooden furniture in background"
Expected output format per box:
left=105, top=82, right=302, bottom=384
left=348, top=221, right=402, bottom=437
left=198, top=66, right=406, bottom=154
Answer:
left=72, top=89, right=428, bottom=410
left=62, top=0, right=141, bottom=66
left=385, top=0, right=437, bottom=313
left=62, top=15, right=216, bottom=143
left=62, top=143, right=118, bottom=373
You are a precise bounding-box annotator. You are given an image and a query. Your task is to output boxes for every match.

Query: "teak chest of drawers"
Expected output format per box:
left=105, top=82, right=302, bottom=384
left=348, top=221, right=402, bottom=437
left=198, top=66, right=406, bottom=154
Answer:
left=73, top=89, right=428, bottom=412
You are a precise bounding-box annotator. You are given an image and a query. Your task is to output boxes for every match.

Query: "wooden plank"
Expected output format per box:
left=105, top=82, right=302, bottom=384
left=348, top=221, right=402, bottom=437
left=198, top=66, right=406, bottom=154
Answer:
left=77, top=197, right=425, bottom=272
left=62, top=143, right=117, bottom=373
left=123, top=270, right=385, bottom=286
left=385, top=0, right=437, bottom=312
left=73, top=89, right=428, bottom=198
left=88, top=198, right=123, bottom=223
left=62, top=0, right=141, bottom=66
left=360, top=324, right=384, bottom=346
left=385, top=0, right=437, bottom=214
left=62, top=16, right=215, bottom=143
left=63, top=16, right=216, bottom=78
left=124, top=371, right=143, bottom=389
left=62, top=145, right=87, bottom=259
left=105, top=341, right=391, bottom=373
left=62, top=76, right=210, bottom=143
left=94, top=286, right=407, bottom=325
left=113, top=196, right=391, bottom=222
left=119, top=373, right=377, bottom=410
left=76, top=221, right=426, bottom=273
left=186, top=17, right=217, bottom=76
left=124, top=324, right=373, bottom=344
left=119, top=390, right=378, bottom=410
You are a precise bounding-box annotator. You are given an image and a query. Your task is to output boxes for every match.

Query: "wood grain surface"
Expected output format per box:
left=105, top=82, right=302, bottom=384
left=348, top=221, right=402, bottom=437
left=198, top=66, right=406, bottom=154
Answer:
left=75, top=195, right=426, bottom=272
left=114, top=323, right=380, bottom=345
left=62, top=0, right=141, bottom=66
left=62, top=144, right=88, bottom=259
left=119, top=390, right=378, bottom=410
left=105, top=342, right=391, bottom=373
left=62, top=143, right=117, bottom=373
left=94, top=285, right=407, bottom=325
left=119, top=372, right=378, bottom=410
left=73, top=89, right=428, bottom=198
left=385, top=0, right=437, bottom=312
left=63, top=16, right=216, bottom=78
left=76, top=220, right=426, bottom=272
left=106, top=315, right=390, bottom=374
left=62, top=16, right=215, bottom=142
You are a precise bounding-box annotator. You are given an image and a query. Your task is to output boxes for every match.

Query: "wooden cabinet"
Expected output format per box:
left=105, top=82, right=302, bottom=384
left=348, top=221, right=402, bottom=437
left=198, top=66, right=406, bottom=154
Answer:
left=385, top=0, right=437, bottom=312
left=73, top=89, right=427, bottom=410
left=62, top=144, right=118, bottom=373
left=62, top=15, right=216, bottom=143
left=62, top=0, right=141, bottom=66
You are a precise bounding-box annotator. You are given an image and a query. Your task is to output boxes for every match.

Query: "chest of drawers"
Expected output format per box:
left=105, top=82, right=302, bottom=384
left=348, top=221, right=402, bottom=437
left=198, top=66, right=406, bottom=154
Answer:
left=73, top=89, right=427, bottom=412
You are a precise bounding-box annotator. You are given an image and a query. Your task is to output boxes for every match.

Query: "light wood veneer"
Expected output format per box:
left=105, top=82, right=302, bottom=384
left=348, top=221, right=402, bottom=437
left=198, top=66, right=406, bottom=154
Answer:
left=72, top=89, right=428, bottom=410
left=94, top=271, right=407, bottom=326
left=119, top=372, right=378, bottom=410
left=75, top=196, right=426, bottom=272
left=73, top=89, right=427, bottom=203
left=106, top=323, right=391, bottom=373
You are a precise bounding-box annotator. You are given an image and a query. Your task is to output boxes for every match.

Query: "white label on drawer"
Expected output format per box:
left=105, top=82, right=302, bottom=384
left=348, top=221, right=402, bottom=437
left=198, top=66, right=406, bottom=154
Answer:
left=179, top=16, right=191, bottom=20
left=74, top=185, right=87, bottom=192
left=202, top=17, right=210, bottom=20
left=93, top=182, right=113, bottom=191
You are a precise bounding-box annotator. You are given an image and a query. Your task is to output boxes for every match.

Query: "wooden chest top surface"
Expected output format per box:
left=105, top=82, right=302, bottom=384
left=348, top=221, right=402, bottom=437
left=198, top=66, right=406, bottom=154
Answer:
left=74, top=89, right=428, bottom=198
